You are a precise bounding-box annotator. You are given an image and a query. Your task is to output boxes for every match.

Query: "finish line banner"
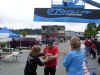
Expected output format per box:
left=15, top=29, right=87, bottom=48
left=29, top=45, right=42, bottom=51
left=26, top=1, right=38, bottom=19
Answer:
left=34, top=8, right=100, bottom=23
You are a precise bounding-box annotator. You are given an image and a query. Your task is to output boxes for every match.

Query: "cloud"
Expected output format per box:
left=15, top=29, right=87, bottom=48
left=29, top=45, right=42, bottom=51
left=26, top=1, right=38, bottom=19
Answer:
left=0, top=0, right=99, bottom=32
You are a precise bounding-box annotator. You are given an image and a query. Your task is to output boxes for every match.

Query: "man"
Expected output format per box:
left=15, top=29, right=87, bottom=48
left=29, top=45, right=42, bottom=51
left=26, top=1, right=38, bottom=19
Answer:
left=84, top=38, right=92, bottom=57
left=43, top=41, right=59, bottom=75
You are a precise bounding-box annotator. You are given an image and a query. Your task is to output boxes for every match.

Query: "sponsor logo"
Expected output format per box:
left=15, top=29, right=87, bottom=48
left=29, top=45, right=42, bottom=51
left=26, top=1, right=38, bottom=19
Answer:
left=47, top=8, right=92, bottom=16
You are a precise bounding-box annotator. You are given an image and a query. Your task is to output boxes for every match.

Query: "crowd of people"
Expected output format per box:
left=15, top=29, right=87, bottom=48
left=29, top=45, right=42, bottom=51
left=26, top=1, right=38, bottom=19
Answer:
left=24, top=37, right=99, bottom=75
left=84, top=38, right=100, bottom=64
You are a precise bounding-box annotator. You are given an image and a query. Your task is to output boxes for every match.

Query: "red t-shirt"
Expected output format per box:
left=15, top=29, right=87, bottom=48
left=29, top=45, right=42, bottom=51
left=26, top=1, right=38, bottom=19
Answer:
left=43, top=45, right=59, bottom=67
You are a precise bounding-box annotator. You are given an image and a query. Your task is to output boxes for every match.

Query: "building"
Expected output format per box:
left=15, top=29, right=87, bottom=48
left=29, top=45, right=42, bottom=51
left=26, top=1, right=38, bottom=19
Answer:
left=65, top=31, right=84, bottom=39
left=41, top=25, right=65, bottom=41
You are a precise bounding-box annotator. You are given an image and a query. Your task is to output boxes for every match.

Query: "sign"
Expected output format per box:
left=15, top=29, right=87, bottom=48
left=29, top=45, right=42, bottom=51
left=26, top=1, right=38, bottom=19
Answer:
left=34, top=8, right=100, bottom=23
left=58, top=31, right=65, bottom=33
left=34, top=0, right=100, bottom=23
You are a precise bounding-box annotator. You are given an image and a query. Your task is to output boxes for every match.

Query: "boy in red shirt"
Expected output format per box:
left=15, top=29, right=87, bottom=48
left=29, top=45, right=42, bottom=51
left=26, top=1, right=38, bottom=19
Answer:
left=43, top=41, right=59, bottom=75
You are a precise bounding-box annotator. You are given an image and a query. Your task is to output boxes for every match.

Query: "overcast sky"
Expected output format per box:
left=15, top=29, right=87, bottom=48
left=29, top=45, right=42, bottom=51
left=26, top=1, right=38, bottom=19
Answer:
left=0, top=0, right=100, bottom=32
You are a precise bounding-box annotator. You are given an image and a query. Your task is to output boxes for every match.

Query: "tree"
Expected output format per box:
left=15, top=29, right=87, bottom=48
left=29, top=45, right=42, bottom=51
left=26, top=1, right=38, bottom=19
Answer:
left=21, top=32, right=27, bottom=38
left=84, top=23, right=97, bottom=38
left=11, top=29, right=41, bottom=35
left=96, top=24, right=100, bottom=32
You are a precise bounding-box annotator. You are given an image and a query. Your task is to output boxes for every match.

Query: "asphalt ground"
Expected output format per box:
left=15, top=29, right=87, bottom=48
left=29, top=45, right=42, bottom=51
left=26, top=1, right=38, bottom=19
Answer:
left=0, top=41, right=100, bottom=75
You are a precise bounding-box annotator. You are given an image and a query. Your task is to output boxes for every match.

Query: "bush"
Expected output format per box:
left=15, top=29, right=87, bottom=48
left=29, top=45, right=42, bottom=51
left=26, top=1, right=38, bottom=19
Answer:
left=0, top=42, right=7, bottom=48
left=18, top=48, right=23, bottom=51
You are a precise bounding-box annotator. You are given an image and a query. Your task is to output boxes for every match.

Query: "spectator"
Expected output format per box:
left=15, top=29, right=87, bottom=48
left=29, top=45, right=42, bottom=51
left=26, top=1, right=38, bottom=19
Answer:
left=97, top=38, right=100, bottom=65
left=43, top=41, right=59, bottom=75
left=90, top=40, right=96, bottom=59
left=96, top=38, right=100, bottom=56
left=84, top=38, right=92, bottom=57
left=63, top=37, right=85, bottom=75
left=24, top=45, right=48, bottom=75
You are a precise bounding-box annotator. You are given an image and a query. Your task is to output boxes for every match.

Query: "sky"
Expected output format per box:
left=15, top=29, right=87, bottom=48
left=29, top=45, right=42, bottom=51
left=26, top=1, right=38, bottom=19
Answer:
left=0, top=0, right=100, bottom=32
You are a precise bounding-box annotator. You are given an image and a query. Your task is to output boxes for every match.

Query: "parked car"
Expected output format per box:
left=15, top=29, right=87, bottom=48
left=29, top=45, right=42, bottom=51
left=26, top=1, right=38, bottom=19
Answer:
left=9, top=38, right=39, bottom=48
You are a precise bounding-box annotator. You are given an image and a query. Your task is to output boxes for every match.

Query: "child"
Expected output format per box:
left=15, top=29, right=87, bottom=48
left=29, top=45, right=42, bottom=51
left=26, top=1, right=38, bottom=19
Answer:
left=24, top=45, right=48, bottom=75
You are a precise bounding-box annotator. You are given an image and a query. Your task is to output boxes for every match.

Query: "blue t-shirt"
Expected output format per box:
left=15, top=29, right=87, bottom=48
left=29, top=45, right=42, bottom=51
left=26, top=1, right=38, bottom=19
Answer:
left=63, top=50, right=85, bottom=75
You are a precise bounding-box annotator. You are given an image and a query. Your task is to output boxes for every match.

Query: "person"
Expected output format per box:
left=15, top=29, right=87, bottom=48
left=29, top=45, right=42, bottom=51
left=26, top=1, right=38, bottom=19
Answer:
left=63, top=37, right=85, bottom=75
left=84, top=38, right=92, bottom=57
left=96, top=38, right=100, bottom=56
left=24, top=45, right=48, bottom=75
left=96, top=38, right=100, bottom=65
left=46, top=35, right=50, bottom=45
left=90, top=40, right=96, bottom=59
left=11, top=38, right=16, bottom=51
left=43, top=41, right=59, bottom=75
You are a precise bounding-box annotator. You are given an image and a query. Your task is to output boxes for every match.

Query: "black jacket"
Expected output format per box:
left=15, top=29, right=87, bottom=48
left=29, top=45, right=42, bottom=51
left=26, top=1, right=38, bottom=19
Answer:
left=24, top=53, right=45, bottom=74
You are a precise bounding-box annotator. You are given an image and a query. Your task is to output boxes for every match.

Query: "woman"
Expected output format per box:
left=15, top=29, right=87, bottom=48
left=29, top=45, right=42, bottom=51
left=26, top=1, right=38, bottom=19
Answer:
left=96, top=38, right=100, bottom=65
left=24, top=45, right=48, bottom=75
left=63, top=37, right=85, bottom=75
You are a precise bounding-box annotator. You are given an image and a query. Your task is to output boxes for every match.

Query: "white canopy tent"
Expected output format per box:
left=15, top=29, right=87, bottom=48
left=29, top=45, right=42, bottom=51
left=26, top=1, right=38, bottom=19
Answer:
left=0, top=27, right=20, bottom=42
left=0, top=33, right=11, bottom=50
left=0, top=33, right=9, bottom=38
left=96, top=34, right=100, bottom=38
left=0, top=33, right=11, bottom=42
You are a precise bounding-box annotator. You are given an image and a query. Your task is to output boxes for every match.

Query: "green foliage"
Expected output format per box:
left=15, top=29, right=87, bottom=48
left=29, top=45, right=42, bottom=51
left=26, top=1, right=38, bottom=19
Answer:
left=96, top=25, right=100, bottom=32
left=18, top=48, right=23, bottom=51
left=84, top=23, right=97, bottom=38
left=21, top=32, right=27, bottom=38
left=0, top=42, right=7, bottom=48
left=11, top=29, right=41, bottom=35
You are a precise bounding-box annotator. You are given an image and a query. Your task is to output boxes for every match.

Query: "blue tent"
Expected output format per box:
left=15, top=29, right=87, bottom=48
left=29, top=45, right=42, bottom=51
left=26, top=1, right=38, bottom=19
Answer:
left=0, top=27, right=20, bottom=38
left=9, top=32, right=20, bottom=38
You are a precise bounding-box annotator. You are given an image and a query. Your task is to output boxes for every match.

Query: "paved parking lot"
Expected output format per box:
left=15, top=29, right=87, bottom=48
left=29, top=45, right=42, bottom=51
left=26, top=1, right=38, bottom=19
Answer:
left=0, top=42, right=100, bottom=75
